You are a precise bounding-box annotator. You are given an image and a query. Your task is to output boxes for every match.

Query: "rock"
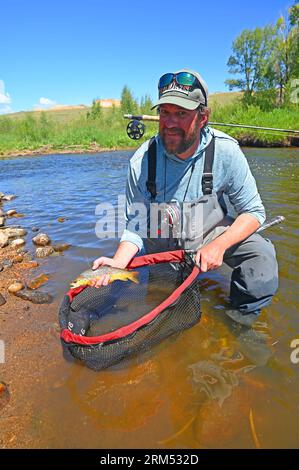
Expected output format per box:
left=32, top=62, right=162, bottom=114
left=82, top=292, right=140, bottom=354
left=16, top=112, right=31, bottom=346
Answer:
left=19, top=260, right=39, bottom=269
left=0, top=293, right=6, bottom=306
left=35, top=246, right=54, bottom=258
left=31, top=227, right=39, bottom=232
left=0, top=192, right=5, bottom=199
left=0, top=209, right=5, bottom=216
left=2, top=194, right=16, bottom=201
left=6, top=210, right=17, bottom=216
left=0, top=264, right=3, bottom=272
left=8, top=281, right=25, bottom=293
left=1, top=228, right=27, bottom=238
left=2, top=259, right=13, bottom=269
left=13, top=254, right=24, bottom=263
left=10, top=238, right=25, bottom=249
left=53, top=243, right=71, bottom=252
left=0, top=216, right=5, bottom=227
left=15, top=289, right=53, bottom=304
left=28, top=273, right=49, bottom=290
left=32, top=233, right=51, bottom=246
left=0, top=232, right=9, bottom=248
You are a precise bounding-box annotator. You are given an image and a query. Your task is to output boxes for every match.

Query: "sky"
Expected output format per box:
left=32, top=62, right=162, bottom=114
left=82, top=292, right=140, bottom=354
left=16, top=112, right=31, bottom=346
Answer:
left=0, top=0, right=295, bottom=114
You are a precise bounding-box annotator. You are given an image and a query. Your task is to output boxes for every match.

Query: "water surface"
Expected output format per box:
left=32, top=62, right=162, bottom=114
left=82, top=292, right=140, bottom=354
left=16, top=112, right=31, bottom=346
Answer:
left=0, top=147, right=298, bottom=448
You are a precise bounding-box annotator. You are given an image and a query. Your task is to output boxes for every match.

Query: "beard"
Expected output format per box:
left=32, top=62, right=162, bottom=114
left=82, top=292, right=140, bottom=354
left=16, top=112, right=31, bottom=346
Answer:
left=160, top=116, right=201, bottom=155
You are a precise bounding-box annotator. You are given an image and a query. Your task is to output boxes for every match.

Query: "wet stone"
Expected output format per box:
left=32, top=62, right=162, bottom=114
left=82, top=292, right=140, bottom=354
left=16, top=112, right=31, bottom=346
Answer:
left=35, top=246, right=54, bottom=258
left=10, top=238, right=25, bottom=249
left=0, top=216, right=5, bottom=227
left=6, top=210, right=17, bottom=216
left=2, top=259, right=13, bottom=269
left=8, top=281, right=25, bottom=293
left=0, top=293, right=6, bottom=306
left=15, top=289, right=53, bottom=304
left=32, top=233, right=51, bottom=246
left=53, top=243, right=71, bottom=252
left=31, top=227, right=39, bottom=232
left=0, top=232, right=9, bottom=248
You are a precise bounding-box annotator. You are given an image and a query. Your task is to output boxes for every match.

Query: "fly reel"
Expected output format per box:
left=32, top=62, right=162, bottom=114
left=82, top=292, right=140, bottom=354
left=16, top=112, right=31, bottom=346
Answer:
left=126, top=119, right=145, bottom=140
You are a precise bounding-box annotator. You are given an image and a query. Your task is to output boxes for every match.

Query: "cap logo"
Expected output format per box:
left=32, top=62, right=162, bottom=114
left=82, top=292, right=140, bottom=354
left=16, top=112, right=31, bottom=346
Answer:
left=160, top=81, right=190, bottom=96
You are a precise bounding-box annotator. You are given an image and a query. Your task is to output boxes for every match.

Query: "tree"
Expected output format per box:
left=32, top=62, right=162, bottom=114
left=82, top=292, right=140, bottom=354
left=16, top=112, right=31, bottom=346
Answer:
left=225, top=26, right=277, bottom=101
left=139, top=94, right=154, bottom=114
left=120, top=86, right=138, bottom=114
left=87, top=99, right=102, bottom=120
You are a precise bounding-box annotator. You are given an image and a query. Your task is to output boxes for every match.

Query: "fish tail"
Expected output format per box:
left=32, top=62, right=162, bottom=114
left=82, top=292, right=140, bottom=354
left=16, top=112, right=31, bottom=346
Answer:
left=129, top=271, right=139, bottom=284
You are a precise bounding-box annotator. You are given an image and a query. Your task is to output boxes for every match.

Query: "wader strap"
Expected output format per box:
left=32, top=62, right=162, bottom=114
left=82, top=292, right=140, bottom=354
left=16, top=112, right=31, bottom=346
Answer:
left=202, top=137, right=215, bottom=195
left=146, top=135, right=215, bottom=200
left=146, top=137, right=157, bottom=201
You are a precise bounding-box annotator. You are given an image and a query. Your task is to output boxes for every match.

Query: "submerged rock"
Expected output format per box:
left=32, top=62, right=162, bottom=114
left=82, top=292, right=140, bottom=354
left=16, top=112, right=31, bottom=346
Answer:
left=0, top=293, right=6, bottom=306
left=35, top=246, right=54, bottom=258
left=2, top=194, right=16, bottom=201
left=32, top=233, right=51, bottom=246
left=28, top=273, right=49, bottom=290
left=53, top=243, right=71, bottom=252
left=31, top=227, right=39, bottom=232
left=15, top=289, right=53, bottom=304
left=6, top=209, right=17, bottom=216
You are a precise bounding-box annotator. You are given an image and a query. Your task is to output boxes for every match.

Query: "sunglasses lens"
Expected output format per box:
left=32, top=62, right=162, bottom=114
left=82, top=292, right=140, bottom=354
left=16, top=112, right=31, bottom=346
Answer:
left=176, top=72, right=196, bottom=86
left=158, top=73, right=174, bottom=88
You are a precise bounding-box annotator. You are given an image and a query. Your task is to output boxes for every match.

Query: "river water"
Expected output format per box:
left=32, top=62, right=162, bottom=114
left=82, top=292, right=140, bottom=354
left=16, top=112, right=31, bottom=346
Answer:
left=0, top=147, right=299, bottom=448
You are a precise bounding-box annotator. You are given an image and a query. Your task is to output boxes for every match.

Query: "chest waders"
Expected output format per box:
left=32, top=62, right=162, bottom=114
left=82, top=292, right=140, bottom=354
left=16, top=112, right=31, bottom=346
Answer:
left=145, top=135, right=229, bottom=254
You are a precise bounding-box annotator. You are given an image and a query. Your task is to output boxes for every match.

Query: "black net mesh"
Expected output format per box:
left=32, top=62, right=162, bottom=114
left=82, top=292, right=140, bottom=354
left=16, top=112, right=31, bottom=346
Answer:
left=59, top=257, right=201, bottom=370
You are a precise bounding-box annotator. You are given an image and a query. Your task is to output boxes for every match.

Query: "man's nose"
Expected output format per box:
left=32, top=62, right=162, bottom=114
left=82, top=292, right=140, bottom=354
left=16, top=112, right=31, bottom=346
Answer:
left=164, top=114, right=179, bottom=127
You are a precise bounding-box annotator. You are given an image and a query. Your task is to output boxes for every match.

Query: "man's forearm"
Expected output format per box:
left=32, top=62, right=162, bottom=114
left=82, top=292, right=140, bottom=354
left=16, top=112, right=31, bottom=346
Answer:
left=113, top=241, right=139, bottom=268
left=214, top=213, right=261, bottom=251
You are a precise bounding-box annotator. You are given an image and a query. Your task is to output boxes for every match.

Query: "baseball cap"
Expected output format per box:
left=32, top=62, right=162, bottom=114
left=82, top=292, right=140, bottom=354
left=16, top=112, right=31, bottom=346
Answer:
left=151, top=69, right=209, bottom=110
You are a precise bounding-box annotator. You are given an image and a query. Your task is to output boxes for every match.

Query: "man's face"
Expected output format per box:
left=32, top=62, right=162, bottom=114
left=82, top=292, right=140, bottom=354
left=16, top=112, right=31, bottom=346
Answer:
left=159, top=103, right=204, bottom=155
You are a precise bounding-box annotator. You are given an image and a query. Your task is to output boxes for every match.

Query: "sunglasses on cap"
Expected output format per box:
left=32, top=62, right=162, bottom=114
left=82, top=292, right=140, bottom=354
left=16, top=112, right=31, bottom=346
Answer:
left=158, top=72, right=207, bottom=106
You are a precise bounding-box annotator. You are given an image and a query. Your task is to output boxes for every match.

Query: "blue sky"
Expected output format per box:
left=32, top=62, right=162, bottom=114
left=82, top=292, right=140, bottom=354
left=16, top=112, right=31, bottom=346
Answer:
left=0, top=0, right=294, bottom=114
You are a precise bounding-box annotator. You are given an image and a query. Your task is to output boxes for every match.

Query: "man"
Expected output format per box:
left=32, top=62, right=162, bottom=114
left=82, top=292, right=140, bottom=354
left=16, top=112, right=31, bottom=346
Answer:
left=92, top=69, right=278, bottom=326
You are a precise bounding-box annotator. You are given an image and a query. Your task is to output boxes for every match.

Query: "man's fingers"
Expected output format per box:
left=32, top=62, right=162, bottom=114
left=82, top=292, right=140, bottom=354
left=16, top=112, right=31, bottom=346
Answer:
left=92, top=258, right=104, bottom=270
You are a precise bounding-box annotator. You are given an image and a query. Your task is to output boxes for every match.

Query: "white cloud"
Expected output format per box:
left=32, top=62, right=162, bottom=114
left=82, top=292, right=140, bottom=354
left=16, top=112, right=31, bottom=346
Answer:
left=0, top=80, right=11, bottom=105
left=34, top=97, right=57, bottom=110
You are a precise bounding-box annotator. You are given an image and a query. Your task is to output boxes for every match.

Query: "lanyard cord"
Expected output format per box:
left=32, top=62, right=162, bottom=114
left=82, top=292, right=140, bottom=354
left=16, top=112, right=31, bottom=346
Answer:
left=163, top=155, right=197, bottom=203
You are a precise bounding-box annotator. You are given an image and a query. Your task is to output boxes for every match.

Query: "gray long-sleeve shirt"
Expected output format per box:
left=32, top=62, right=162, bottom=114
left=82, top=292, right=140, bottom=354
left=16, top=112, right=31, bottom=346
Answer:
left=120, top=126, right=266, bottom=251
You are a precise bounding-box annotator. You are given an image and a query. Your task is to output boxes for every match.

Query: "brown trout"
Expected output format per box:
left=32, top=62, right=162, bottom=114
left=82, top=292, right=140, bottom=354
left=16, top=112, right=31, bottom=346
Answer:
left=70, top=265, right=139, bottom=288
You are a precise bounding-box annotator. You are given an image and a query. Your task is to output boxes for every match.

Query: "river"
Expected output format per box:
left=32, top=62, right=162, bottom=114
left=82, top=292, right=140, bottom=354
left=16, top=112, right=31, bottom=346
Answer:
left=0, top=147, right=299, bottom=449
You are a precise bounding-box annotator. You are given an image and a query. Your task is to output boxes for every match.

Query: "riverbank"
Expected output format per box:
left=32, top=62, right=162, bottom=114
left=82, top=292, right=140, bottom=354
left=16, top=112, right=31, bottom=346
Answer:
left=0, top=102, right=298, bottom=157
left=0, top=133, right=298, bottom=159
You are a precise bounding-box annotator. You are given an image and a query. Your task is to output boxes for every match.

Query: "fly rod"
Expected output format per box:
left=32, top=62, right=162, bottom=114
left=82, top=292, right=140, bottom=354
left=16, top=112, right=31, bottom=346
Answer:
left=123, top=114, right=299, bottom=140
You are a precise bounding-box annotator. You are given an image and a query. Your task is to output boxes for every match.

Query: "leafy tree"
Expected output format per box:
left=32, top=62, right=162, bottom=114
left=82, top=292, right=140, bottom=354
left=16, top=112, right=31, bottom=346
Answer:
left=225, top=26, right=277, bottom=102
left=120, top=86, right=138, bottom=114
left=139, top=94, right=154, bottom=114
left=87, top=99, right=102, bottom=120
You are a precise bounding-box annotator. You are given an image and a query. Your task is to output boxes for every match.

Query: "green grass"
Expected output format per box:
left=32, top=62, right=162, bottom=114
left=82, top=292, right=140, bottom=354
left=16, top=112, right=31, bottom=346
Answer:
left=0, top=93, right=298, bottom=155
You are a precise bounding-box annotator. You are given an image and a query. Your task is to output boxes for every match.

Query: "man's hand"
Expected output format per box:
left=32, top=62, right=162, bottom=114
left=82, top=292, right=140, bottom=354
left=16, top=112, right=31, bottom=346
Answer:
left=91, top=257, right=122, bottom=288
left=195, top=239, right=226, bottom=272
left=91, top=241, right=139, bottom=288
